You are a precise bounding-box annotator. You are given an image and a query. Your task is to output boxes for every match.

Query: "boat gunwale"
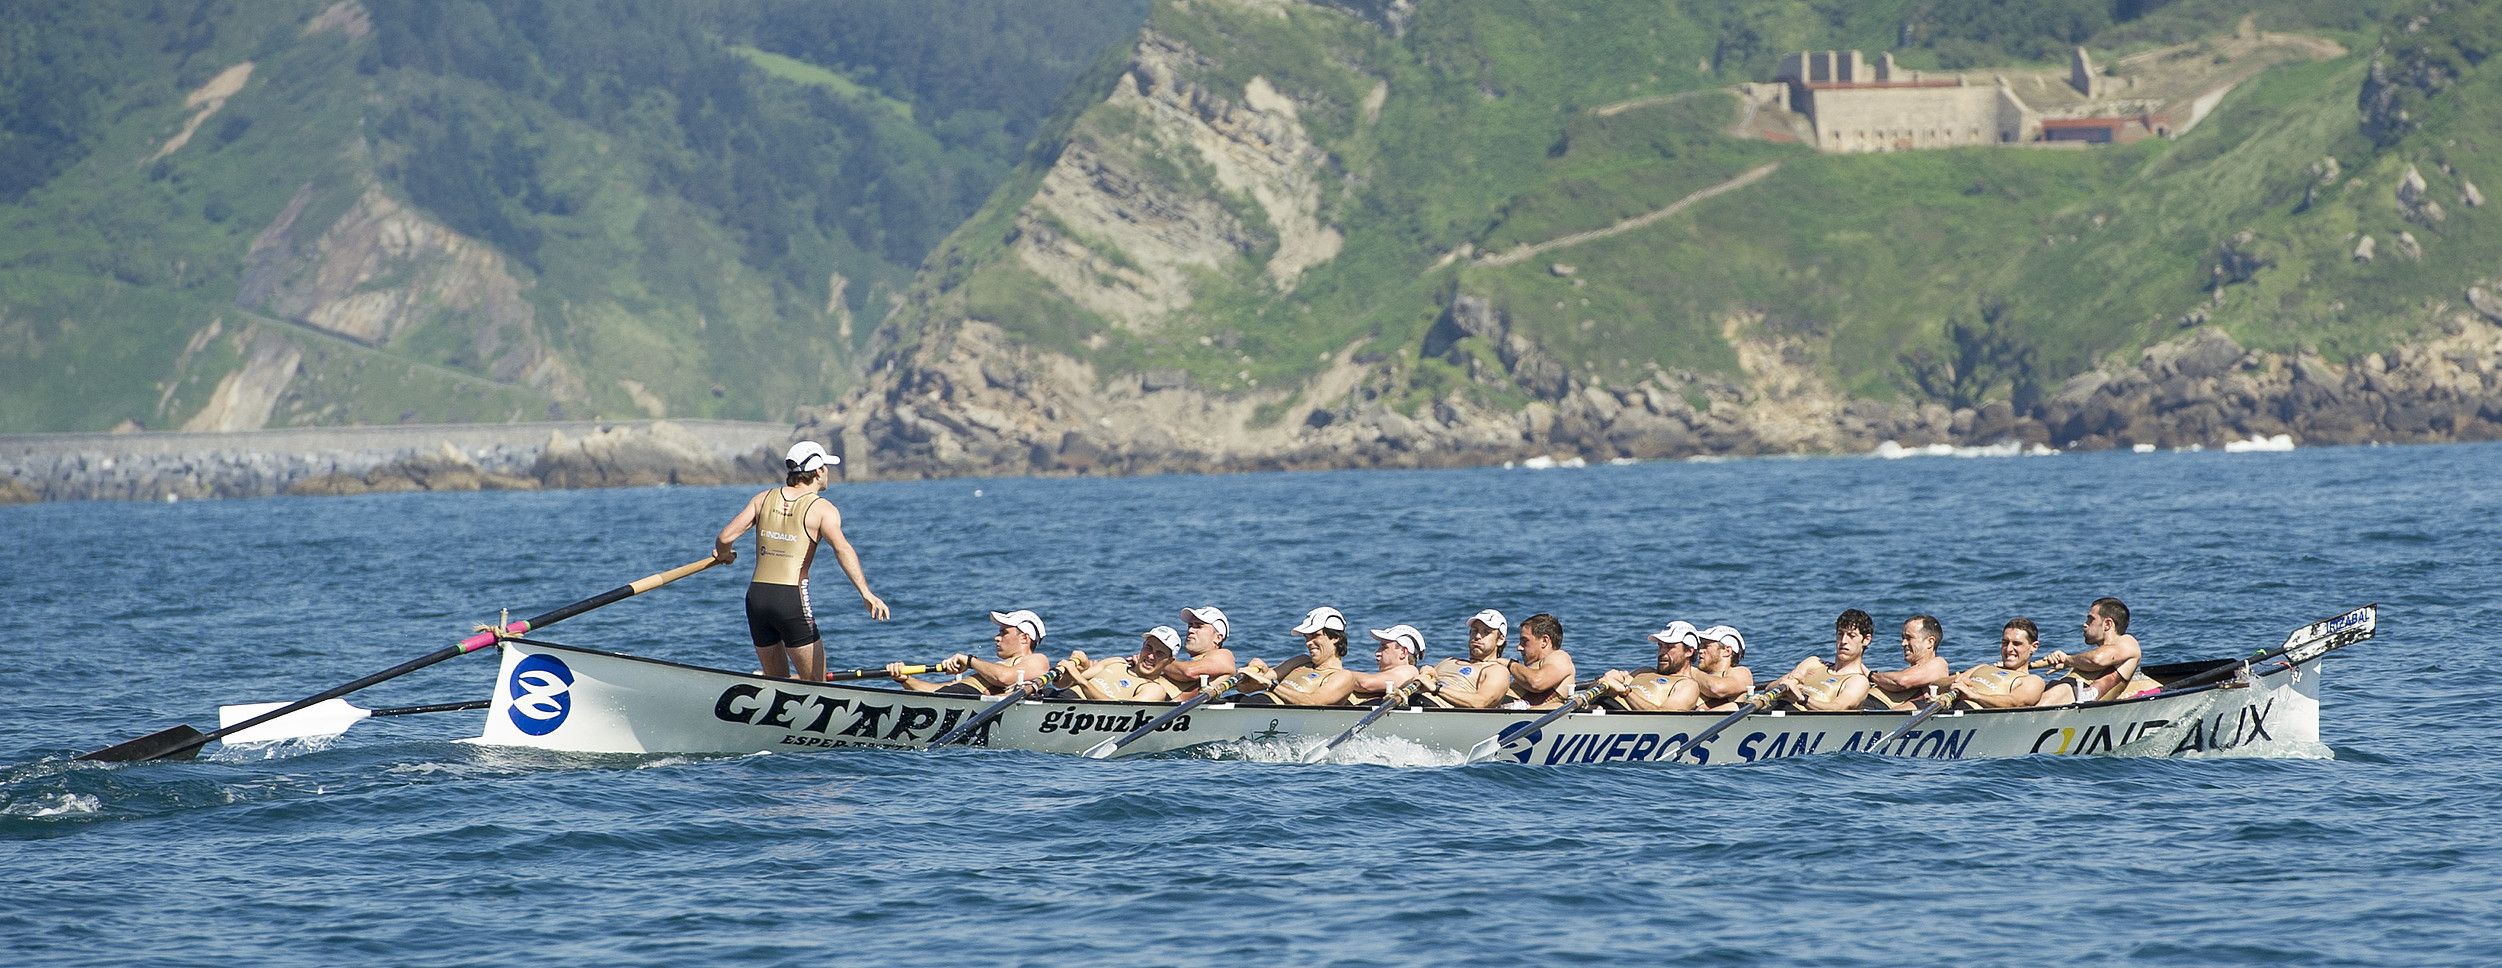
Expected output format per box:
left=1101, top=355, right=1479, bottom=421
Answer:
left=498, top=638, right=2283, bottom=720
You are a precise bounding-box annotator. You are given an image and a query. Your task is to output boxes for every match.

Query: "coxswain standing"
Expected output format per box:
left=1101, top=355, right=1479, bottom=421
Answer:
left=1157, top=606, right=1239, bottom=698
left=1946, top=617, right=2049, bottom=708
left=1868, top=615, right=1951, bottom=709
left=1415, top=609, right=1512, bottom=708
left=890, top=609, right=1050, bottom=696
left=1503, top=613, right=1576, bottom=709
left=2038, top=596, right=2143, bottom=705
left=713, top=441, right=889, bottom=682
left=1597, top=621, right=1701, bottom=712
left=1243, top=607, right=1362, bottom=705
left=1690, top=625, right=1755, bottom=710
left=1768, top=609, right=1876, bottom=711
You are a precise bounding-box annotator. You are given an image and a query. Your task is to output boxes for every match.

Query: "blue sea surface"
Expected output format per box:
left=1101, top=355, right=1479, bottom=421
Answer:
left=4, top=444, right=2497, bottom=966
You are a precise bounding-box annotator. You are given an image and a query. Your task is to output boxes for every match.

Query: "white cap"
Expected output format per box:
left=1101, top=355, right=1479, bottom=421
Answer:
left=784, top=441, right=836, bottom=473
left=1142, top=625, right=1181, bottom=652
left=1370, top=625, right=1425, bottom=659
left=1648, top=620, right=1699, bottom=649
left=990, top=609, right=1045, bottom=641
left=1292, top=606, right=1347, bottom=635
left=1699, top=624, right=1745, bottom=663
left=1182, top=606, right=1229, bottom=638
left=1469, top=609, right=1508, bottom=636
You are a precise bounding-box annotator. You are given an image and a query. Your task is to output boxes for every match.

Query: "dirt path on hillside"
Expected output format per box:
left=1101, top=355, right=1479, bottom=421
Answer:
left=1474, top=162, right=1780, bottom=268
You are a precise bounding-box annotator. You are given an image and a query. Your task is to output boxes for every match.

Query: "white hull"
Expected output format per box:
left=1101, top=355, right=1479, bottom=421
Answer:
left=473, top=639, right=2324, bottom=764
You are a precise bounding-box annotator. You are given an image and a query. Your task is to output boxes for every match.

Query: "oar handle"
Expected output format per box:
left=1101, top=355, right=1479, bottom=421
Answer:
left=456, top=555, right=723, bottom=653
left=828, top=663, right=932, bottom=682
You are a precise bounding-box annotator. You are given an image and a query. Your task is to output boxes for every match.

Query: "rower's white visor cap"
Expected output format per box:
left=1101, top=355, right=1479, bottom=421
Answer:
left=1182, top=606, right=1229, bottom=638
left=1469, top=609, right=1508, bottom=636
left=991, top=609, right=1046, bottom=641
left=784, top=440, right=837, bottom=472
left=1699, top=624, right=1745, bottom=662
left=1142, top=625, right=1181, bottom=652
left=1649, top=620, right=1700, bottom=648
left=1292, top=606, right=1347, bottom=635
left=1370, top=625, right=1424, bottom=657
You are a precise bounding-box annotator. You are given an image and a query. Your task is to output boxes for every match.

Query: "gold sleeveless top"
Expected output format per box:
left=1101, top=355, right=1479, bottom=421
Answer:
left=1960, top=664, right=2029, bottom=697
left=1623, top=671, right=1688, bottom=710
left=1794, top=666, right=1865, bottom=706
left=751, top=489, right=817, bottom=586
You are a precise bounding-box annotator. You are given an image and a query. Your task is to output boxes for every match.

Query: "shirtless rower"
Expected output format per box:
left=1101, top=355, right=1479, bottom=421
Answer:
left=1946, top=617, right=2048, bottom=708
left=1867, top=615, right=1951, bottom=709
left=1052, top=625, right=1183, bottom=702
left=1503, top=613, right=1576, bottom=709
left=1242, top=607, right=1362, bottom=706
left=1347, top=624, right=1425, bottom=702
left=889, top=609, right=1051, bottom=695
left=1690, top=624, right=1756, bottom=711
left=1415, top=609, right=1512, bottom=708
left=1597, top=620, right=1702, bottom=712
left=1769, top=609, right=1876, bottom=711
left=2037, top=597, right=2143, bottom=706
left=1156, top=606, right=1239, bottom=698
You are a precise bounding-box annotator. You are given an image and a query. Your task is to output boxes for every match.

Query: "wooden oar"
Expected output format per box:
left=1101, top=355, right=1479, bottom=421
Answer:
left=926, top=679, right=1048, bottom=748
left=838, top=663, right=932, bottom=682
left=1868, top=687, right=1954, bottom=753
left=1656, top=690, right=1780, bottom=764
left=1082, top=656, right=1315, bottom=760
left=78, top=555, right=723, bottom=763
left=1299, top=678, right=1427, bottom=763
left=1461, top=682, right=1622, bottom=764
left=216, top=698, right=490, bottom=744
left=2157, top=603, right=2378, bottom=692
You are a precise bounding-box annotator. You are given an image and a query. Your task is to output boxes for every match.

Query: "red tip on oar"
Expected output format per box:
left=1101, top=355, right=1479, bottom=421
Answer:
left=458, top=621, right=529, bottom=654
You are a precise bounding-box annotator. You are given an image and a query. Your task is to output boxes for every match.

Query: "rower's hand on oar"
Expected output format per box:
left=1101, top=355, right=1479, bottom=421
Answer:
left=862, top=591, right=890, bottom=621
left=939, top=653, right=973, bottom=674
left=884, top=661, right=914, bottom=680
left=712, top=546, right=738, bottom=565
left=2041, top=650, right=2072, bottom=669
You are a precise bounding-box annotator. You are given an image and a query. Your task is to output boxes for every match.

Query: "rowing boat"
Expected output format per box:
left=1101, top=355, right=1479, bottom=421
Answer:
left=470, top=606, right=2370, bottom=764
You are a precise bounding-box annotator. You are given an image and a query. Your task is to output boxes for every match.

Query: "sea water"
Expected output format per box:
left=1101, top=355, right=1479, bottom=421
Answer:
left=4, top=444, right=2496, bottom=966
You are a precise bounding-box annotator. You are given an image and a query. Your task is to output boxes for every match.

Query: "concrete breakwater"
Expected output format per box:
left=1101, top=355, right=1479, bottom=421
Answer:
left=0, top=420, right=798, bottom=503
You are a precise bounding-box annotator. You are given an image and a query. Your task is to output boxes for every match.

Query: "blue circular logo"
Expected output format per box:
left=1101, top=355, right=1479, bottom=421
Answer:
left=506, top=653, right=575, bottom=736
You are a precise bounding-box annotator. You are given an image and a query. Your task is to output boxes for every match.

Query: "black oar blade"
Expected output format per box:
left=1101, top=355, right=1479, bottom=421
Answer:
left=75, top=724, right=206, bottom=763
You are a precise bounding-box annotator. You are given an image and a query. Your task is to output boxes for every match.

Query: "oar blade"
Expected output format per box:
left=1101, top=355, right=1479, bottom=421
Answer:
left=74, top=724, right=206, bottom=763
left=217, top=698, right=373, bottom=744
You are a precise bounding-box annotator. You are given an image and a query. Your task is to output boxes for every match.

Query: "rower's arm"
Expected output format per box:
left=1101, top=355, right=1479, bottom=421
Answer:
left=1164, top=650, right=1237, bottom=684
left=1958, top=675, right=2046, bottom=709
left=1802, top=673, right=1870, bottom=711
left=1507, top=657, right=1574, bottom=699
left=812, top=503, right=890, bottom=621
left=967, top=653, right=1049, bottom=691
left=1436, top=663, right=1511, bottom=709
left=1871, top=658, right=1947, bottom=693
left=714, top=492, right=763, bottom=561
left=2056, top=643, right=2134, bottom=678
left=1347, top=667, right=1411, bottom=693
left=1277, top=669, right=1361, bottom=706
left=1694, top=666, right=1754, bottom=705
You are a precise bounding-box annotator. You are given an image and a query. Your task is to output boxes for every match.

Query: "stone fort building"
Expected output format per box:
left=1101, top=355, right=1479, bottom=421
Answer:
left=1749, top=48, right=2169, bottom=153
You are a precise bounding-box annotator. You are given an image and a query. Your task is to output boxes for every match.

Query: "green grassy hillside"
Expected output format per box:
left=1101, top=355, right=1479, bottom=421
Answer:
left=890, top=0, right=2496, bottom=423
left=0, top=0, right=1144, bottom=432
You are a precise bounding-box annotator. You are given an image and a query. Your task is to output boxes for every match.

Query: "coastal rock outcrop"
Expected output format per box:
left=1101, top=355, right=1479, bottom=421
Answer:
left=532, top=421, right=738, bottom=489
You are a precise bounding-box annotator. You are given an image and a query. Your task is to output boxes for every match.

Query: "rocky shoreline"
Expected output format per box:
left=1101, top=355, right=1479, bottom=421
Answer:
left=0, top=420, right=791, bottom=504
left=10, top=314, right=2502, bottom=506
left=802, top=303, right=2502, bottom=481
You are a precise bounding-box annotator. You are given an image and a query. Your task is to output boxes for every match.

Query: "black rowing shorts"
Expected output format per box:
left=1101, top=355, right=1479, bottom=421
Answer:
left=745, top=581, right=819, bottom=649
